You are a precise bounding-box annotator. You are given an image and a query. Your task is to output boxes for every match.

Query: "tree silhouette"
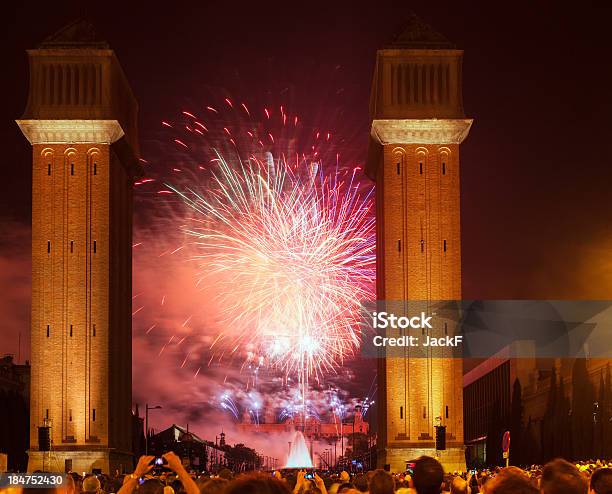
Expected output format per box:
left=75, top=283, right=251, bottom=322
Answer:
left=556, top=374, right=572, bottom=460
left=605, top=363, right=612, bottom=458
left=571, top=358, right=594, bottom=460
left=541, top=366, right=557, bottom=461
left=509, top=378, right=523, bottom=466
left=486, top=398, right=505, bottom=467
left=522, top=417, right=541, bottom=466
left=226, top=443, right=261, bottom=472
left=595, top=370, right=605, bottom=458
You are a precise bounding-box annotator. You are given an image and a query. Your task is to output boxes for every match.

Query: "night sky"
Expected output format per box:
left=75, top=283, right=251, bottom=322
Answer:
left=2, top=2, right=612, bottom=444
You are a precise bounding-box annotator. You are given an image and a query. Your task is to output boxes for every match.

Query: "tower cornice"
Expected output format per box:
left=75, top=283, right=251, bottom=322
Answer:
left=376, top=48, right=464, bottom=58
left=16, top=119, right=124, bottom=144
left=371, top=118, right=473, bottom=145
left=27, top=48, right=114, bottom=57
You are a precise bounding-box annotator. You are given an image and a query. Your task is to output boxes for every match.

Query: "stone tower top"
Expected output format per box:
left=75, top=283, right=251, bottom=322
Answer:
left=387, top=13, right=454, bottom=50
left=39, top=19, right=110, bottom=49
left=17, top=20, right=140, bottom=175
left=366, top=14, right=472, bottom=180
left=369, top=14, right=467, bottom=123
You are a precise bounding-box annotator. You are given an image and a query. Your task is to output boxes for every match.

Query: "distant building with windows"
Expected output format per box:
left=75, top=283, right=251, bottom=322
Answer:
left=237, top=405, right=369, bottom=439
left=148, top=424, right=228, bottom=472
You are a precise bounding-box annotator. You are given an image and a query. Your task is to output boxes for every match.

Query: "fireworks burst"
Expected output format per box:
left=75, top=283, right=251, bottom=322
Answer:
left=134, top=96, right=375, bottom=426
left=168, top=149, right=375, bottom=384
left=220, top=393, right=240, bottom=420
left=328, top=387, right=348, bottom=420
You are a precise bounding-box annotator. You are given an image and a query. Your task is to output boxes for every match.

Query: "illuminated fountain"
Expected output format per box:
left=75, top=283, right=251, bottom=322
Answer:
left=284, top=430, right=313, bottom=468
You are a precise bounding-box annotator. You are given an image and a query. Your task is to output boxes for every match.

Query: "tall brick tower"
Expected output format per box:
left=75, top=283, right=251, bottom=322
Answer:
left=366, top=15, right=472, bottom=472
left=16, top=20, right=141, bottom=473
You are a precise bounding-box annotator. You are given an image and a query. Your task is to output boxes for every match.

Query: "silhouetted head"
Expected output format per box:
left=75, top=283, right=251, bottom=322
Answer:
left=590, top=468, right=612, bottom=494
left=542, top=459, right=588, bottom=494
left=485, top=466, right=538, bottom=494
left=413, top=456, right=444, bottom=494
left=368, top=469, right=394, bottom=494
left=224, top=472, right=290, bottom=494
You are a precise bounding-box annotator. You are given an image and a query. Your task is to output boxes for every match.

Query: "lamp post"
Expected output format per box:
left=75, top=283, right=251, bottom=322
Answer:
left=145, top=404, right=162, bottom=455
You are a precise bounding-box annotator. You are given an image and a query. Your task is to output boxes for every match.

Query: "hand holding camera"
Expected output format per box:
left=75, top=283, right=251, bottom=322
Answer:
left=134, top=455, right=156, bottom=478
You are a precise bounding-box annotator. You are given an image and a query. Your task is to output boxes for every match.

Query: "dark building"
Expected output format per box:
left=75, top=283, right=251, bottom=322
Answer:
left=463, top=344, right=612, bottom=466
left=463, top=359, right=511, bottom=467
left=0, top=355, right=30, bottom=471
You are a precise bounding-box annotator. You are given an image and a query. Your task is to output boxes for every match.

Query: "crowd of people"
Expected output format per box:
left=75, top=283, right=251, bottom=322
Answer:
left=6, top=454, right=612, bottom=494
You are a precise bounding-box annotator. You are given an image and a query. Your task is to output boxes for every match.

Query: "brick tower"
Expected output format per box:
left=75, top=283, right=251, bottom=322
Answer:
left=17, top=20, right=141, bottom=473
left=366, top=15, right=472, bottom=472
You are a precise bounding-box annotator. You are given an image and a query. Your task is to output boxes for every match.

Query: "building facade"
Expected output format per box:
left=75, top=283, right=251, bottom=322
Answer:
left=16, top=20, right=141, bottom=473
left=464, top=349, right=612, bottom=466
left=237, top=406, right=369, bottom=440
left=366, top=15, right=472, bottom=472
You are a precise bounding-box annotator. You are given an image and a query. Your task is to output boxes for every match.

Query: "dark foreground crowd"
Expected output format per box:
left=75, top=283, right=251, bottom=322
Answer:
left=4, top=453, right=612, bottom=494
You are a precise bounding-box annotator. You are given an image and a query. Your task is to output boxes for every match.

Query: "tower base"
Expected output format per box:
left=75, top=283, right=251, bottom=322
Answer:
left=379, top=446, right=466, bottom=474
left=27, top=450, right=133, bottom=475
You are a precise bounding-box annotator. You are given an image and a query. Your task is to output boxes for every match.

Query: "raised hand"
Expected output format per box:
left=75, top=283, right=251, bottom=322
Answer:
left=134, top=455, right=155, bottom=478
left=162, top=451, right=184, bottom=474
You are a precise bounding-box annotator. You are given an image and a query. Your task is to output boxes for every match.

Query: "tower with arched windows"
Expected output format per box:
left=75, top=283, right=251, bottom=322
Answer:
left=366, top=15, right=472, bottom=472
left=16, top=20, right=141, bottom=473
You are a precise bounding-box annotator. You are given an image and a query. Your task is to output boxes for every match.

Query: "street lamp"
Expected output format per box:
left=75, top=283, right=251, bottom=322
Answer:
left=145, top=404, right=162, bottom=455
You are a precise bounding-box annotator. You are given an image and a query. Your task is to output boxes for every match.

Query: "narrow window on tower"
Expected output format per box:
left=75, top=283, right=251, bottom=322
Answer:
left=45, top=409, right=49, bottom=420
left=93, top=162, right=97, bottom=176
left=443, top=239, right=447, bottom=252
left=400, top=406, right=404, bottom=419
left=93, top=240, right=97, bottom=254
left=92, top=324, right=96, bottom=337
left=419, top=162, right=423, bottom=175
left=46, top=325, right=50, bottom=337
left=92, top=409, right=96, bottom=422
left=69, top=409, right=72, bottom=422
left=446, top=405, right=449, bottom=419
left=423, top=406, right=427, bottom=419
left=70, top=163, right=74, bottom=176
left=70, top=241, right=74, bottom=253
left=47, top=241, right=51, bottom=254
left=396, top=162, right=400, bottom=175
left=397, top=239, right=401, bottom=252
left=47, top=163, right=52, bottom=176
left=442, top=162, right=446, bottom=175
left=69, top=325, right=73, bottom=337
